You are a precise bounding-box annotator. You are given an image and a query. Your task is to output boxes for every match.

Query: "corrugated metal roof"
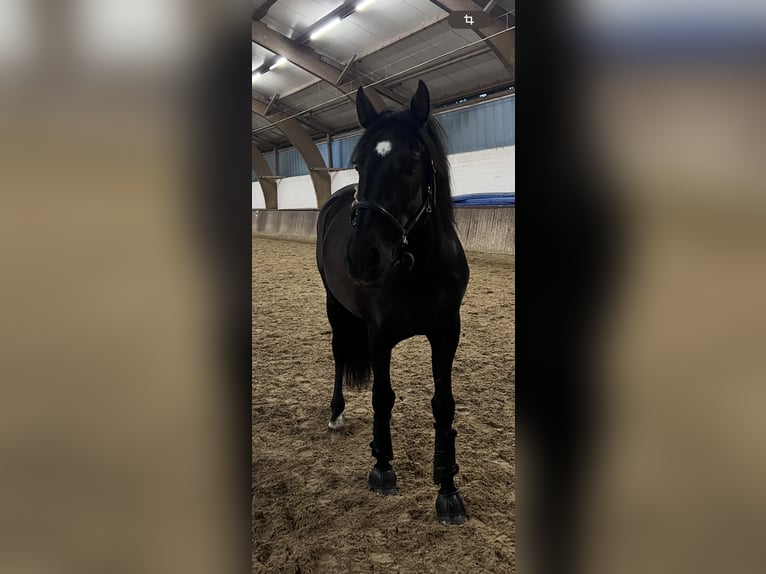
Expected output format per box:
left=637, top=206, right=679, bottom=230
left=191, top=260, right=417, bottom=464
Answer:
left=252, top=0, right=514, bottom=150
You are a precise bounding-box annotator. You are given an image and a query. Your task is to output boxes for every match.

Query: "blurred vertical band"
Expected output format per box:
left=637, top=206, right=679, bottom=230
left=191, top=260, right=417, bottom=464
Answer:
left=0, top=1, right=252, bottom=573
left=517, top=1, right=622, bottom=572
left=520, top=1, right=766, bottom=573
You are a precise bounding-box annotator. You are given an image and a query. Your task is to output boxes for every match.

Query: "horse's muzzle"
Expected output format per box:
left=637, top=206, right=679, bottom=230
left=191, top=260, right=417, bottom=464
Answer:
left=346, top=246, right=384, bottom=286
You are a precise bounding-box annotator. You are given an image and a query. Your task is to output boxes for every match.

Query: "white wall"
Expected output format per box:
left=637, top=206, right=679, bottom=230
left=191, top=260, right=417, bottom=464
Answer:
left=449, top=146, right=515, bottom=197
left=251, top=169, right=359, bottom=210
left=329, top=169, right=359, bottom=193
left=252, top=145, right=514, bottom=209
left=252, top=183, right=265, bottom=209
left=278, top=175, right=317, bottom=209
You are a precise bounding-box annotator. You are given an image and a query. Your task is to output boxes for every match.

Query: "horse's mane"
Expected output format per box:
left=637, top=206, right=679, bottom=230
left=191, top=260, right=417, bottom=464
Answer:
left=351, top=110, right=455, bottom=228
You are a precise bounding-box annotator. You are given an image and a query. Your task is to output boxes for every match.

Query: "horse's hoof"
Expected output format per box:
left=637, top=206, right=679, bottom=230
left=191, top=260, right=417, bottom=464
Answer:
left=325, top=415, right=345, bottom=440
left=436, top=490, right=467, bottom=525
left=327, top=413, right=344, bottom=430
left=368, top=466, right=398, bottom=495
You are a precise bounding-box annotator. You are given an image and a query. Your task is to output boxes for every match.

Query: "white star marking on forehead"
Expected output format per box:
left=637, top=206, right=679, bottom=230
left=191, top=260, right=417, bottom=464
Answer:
left=375, top=140, right=392, bottom=157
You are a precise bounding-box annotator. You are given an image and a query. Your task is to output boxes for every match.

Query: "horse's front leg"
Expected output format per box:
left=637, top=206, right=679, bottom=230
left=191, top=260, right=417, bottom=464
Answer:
left=367, top=337, right=397, bottom=495
left=428, top=313, right=467, bottom=524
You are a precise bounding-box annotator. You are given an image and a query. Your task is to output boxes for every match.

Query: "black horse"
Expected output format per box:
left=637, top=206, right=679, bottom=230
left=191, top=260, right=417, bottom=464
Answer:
left=316, top=81, right=470, bottom=525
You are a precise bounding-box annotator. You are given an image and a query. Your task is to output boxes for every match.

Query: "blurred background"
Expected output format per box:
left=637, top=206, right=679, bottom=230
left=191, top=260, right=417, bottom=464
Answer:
left=535, top=2, right=766, bottom=573
left=0, top=1, right=250, bottom=573
left=2, top=0, right=765, bottom=572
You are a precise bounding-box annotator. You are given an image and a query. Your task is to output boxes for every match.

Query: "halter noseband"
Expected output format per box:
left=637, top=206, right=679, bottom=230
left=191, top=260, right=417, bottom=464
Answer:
left=350, top=160, right=437, bottom=264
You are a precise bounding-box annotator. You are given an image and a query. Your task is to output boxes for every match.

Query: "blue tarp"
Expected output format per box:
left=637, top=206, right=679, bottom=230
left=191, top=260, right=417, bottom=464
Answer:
left=452, top=193, right=515, bottom=206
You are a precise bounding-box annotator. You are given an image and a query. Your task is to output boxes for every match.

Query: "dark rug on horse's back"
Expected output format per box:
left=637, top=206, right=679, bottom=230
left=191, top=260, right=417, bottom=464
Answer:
left=253, top=236, right=514, bottom=573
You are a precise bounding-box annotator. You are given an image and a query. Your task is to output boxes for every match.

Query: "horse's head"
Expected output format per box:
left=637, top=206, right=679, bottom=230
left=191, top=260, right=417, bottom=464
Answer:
left=345, top=80, right=437, bottom=286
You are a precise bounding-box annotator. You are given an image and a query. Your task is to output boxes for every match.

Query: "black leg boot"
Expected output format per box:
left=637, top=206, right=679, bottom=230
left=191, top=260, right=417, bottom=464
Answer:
left=434, top=426, right=467, bottom=524
left=368, top=417, right=397, bottom=495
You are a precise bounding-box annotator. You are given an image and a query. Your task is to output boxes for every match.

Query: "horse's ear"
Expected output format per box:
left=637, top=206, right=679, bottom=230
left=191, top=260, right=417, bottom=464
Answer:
left=410, top=80, right=431, bottom=126
left=356, top=86, right=378, bottom=129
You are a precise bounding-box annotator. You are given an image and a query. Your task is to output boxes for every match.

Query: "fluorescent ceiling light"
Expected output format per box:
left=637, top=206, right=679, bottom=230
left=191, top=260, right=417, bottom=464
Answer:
left=269, top=57, right=287, bottom=70
left=310, top=17, right=341, bottom=40
left=356, top=0, right=377, bottom=11
left=252, top=71, right=262, bottom=83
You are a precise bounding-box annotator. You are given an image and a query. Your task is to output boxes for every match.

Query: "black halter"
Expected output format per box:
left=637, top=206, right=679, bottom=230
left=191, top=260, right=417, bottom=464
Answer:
left=350, top=160, right=437, bottom=264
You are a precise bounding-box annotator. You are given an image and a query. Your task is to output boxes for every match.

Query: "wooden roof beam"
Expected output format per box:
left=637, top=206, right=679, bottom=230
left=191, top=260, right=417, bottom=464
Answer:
left=252, top=0, right=280, bottom=22
left=252, top=94, right=332, bottom=135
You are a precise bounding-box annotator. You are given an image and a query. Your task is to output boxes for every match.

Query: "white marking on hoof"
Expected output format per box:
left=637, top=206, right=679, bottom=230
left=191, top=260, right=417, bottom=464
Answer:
left=375, top=140, right=392, bottom=157
left=328, top=413, right=344, bottom=430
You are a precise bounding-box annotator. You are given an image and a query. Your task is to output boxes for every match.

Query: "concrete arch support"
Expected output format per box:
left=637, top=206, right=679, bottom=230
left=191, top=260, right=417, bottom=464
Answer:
left=252, top=145, right=278, bottom=209
left=276, top=118, right=331, bottom=208
left=252, top=99, right=331, bottom=208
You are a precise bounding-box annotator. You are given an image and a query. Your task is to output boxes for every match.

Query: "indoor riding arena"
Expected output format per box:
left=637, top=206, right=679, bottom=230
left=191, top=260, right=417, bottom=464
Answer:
left=252, top=1, right=515, bottom=572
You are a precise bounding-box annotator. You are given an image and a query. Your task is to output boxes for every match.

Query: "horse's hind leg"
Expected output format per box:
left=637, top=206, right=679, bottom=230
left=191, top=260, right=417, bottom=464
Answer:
left=428, top=314, right=467, bottom=524
left=327, top=333, right=346, bottom=431
left=324, top=292, right=370, bottom=433
left=324, top=293, right=348, bottom=432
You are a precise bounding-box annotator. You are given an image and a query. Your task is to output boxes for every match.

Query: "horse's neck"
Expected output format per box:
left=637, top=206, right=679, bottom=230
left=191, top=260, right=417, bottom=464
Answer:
left=413, top=219, right=456, bottom=270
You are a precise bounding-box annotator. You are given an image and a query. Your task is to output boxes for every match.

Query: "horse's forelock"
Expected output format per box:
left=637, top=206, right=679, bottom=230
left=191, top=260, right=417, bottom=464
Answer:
left=352, top=110, right=454, bottom=226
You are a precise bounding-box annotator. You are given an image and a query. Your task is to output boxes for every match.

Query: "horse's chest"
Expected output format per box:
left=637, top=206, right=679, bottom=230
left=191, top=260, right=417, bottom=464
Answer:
left=368, top=292, right=440, bottom=335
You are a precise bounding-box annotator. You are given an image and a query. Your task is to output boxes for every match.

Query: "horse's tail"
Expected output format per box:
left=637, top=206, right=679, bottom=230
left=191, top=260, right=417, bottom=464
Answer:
left=326, top=293, right=371, bottom=390
left=337, top=314, right=371, bottom=390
